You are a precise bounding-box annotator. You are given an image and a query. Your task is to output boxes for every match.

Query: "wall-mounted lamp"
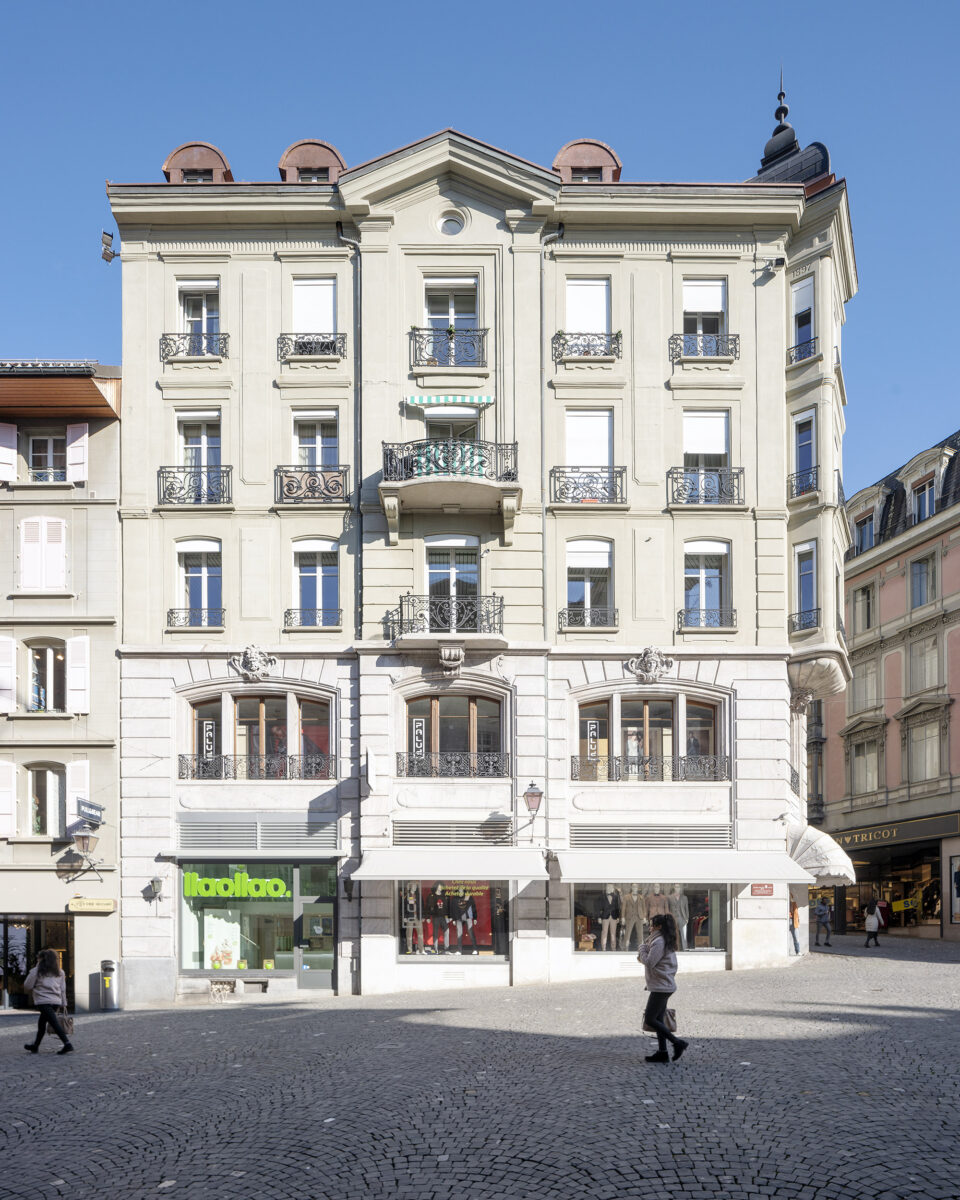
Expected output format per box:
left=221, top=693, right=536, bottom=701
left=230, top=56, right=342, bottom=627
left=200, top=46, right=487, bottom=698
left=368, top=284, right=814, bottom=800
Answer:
left=149, top=875, right=164, bottom=901
left=69, top=824, right=104, bottom=882
left=522, top=782, right=543, bottom=818
left=101, top=230, right=117, bottom=263
left=343, top=877, right=355, bottom=902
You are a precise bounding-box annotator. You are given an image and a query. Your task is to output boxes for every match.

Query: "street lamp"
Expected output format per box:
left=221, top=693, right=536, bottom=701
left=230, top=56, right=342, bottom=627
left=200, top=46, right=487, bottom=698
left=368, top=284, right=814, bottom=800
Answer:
left=73, top=825, right=100, bottom=856
left=150, top=875, right=164, bottom=901
left=522, top=782, right=543, bottom=818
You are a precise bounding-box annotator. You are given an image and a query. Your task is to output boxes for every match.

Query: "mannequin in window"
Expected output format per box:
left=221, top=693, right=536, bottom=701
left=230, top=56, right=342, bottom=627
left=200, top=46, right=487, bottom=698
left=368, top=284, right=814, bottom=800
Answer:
left=492, top=886, right=509, bottom=956
left=456, top=889, right=479, bottom=955
left=425, top=884, right=451, bottom=954
left=646, top=882, right=670, bottom=919
left=620, top=883, right=646, bottom=951
left=401, top=883, right=424, bottom=955
left=597, top=883, right=621, bottom=950
left=668, top=884, right=690, bottom=950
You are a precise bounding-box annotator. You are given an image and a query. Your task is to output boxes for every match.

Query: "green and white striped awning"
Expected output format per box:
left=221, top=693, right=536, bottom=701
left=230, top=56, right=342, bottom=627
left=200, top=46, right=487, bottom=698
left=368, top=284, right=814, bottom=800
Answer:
left=407, top=394, right=494, bottom=408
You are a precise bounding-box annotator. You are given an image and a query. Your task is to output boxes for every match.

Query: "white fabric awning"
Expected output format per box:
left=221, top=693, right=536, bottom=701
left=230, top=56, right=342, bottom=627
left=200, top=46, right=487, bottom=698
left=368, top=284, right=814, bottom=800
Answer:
left=349, top=848, right=548, bottom=881
left=407, top=395, right=494, bottom=408
left=787, top=822, right=856, bottom=886
left=555, top=850, right=814, bottom=884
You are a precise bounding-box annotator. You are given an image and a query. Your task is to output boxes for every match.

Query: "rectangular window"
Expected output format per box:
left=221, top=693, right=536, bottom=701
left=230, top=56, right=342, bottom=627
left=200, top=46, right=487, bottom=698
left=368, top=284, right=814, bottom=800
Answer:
left=572, top=884, right=727, bottom=953
left=566, top=540, right=612, bottom=626
left=682, top=278, right=726, bottom=355
left=913, top=479, right=935, bottom=524
left=296, top=550, right=339, bottom=625
left=853, top=585, right=874, bottom=633
left=795, top=416, right=815, bottom=475
left=29, top=435, right=66, bottom=483
left=682, top=410, right=729, bottom=471
left=193, top=700, right=222, bottom=759
left=30, top=644, right=66, bottom=712
left=855, top=515, right=874, bottom=554
left=571, top=167, right=602, bottom=181
left=182, top=169, right=213, bottom=183
left=909, top=635, right=938, bottom=693
left=565, top=278, right=611, bottom=333
left=791, top=276, right=814, bottom=349
left=403, top=695, right=503, bottom=776
left=565, top=410, right=612, bottom=468
left=180, top=550, right=222, bottom=624
left=399, top=881, right=509, bottom=959
left=295, top=418, right=338, bottom=468
left=424, top=278, right=478, bottom=366
left=578, top=701, right=610, bottom=764
left=180, top=862, right=295, bottom=971
left=797, top=547, right=816, bottom=617
left=851, top=661, right=878, bottom=712
left=427, top=547, right=478, bottom=632
left=683, top=542, right=730, bottom=625
left=19, top=516, right=66, bottom=591
left=31, top=768, right=66, bottom=838
left=298, top=167, right=329, bottom=182
left=908, top=721, right=940, bottom=782
left=292, top=278, right=337, bottom=351
left=621, top=698, right=675, bottom=778
left=910, top=555, right=937, bottom=608
left=852, top=740, right=878, bottom=794
left=179, top=282, right=220, bottom=355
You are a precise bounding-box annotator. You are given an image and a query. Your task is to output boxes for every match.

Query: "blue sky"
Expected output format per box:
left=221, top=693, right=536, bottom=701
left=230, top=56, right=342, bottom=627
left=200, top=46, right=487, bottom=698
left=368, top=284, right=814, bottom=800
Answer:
left=2, top=0, right=957, bottom=494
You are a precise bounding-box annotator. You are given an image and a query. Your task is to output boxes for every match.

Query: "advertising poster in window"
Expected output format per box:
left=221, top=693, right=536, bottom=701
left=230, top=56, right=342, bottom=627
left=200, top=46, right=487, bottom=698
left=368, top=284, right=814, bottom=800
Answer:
left=399, top=881, right=508, bottom=957
left=952, top=856, right=960, bottom=924
left=204, top=909, right=241, bottom=969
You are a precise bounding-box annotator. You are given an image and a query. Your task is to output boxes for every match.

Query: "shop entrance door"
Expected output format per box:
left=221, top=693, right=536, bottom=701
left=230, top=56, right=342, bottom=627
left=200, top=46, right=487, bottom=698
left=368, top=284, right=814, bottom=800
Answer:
left=1, top=916, right=74, bottom=1010
left=295, top=864, right=337, bottom=991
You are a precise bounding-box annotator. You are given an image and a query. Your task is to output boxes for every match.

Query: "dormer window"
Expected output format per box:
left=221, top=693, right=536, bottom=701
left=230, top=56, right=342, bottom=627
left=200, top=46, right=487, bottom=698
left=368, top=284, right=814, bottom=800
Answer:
left=913, top=478, right=935, bottom=524
left=298, top=167, right=329, bottom=182
left=855, top=514, right=874, bottom=554
left=571, top=167, right=602, bottom=182
left=181, top=169, right=213, bottom=184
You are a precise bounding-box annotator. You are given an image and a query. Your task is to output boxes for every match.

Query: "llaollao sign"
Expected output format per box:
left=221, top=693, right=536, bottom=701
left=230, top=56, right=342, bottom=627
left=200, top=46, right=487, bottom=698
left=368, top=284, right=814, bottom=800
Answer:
left=182, top=871, right=292, bottom=899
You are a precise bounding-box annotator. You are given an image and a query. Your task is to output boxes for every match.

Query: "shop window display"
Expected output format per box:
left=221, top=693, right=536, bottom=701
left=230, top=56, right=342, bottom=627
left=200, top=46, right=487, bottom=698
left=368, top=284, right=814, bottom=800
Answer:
left=951, top=856, right=960, bottom=925
left=180, top=863, right=295, bottom=971
left=572, top=883, right=726, bottom=953
left=398, top=881, right=509, bottom=959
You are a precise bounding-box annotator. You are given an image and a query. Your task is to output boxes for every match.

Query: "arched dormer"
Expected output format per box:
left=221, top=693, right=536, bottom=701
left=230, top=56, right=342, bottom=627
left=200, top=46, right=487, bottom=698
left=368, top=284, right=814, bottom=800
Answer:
left=552, top=139, right=622, bottom=183
left=278, top=139, right=347, bottom=183
left=162, top=142, right=233, bottom=184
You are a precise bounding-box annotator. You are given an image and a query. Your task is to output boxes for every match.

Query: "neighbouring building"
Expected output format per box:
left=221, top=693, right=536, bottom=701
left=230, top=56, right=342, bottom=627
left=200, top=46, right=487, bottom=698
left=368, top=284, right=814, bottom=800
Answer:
left=821, top=429, right=960, bottom=939
left=108, top=89, right=857, bottom=1006
left=0, top=359, right=121, bottom=1010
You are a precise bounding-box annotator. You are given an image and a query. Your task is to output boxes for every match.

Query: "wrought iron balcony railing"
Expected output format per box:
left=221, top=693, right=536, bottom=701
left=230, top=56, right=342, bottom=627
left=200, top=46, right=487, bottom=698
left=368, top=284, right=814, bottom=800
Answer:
left=559, top=607, right=619, bottom=629
left=398, top=593, right=503, bottom=635
left=274, top=465, right=350, bottom=504
left=396, top=752, right=510, bottom=778
left=178, top=753, right=336, bottom=780
left=787, top=337, right=819, bottom=365
left=668, top=333, right=740, bottom=361
left=159, top=332, right=229, bottom=361
left=28, top=468, right=67, bottom=483
left=788, top=466, right=820, bottom=498
left=551, top=331, right=622, bottom=362
left=158, top=466, right=232, bottom=505
left=667, top=467, right=744, bottom=505
left=790, top=766, right=802, bottom=797
left=411, top=327, right=487, bottom=368
left=550, top=466, right=626, bottom=504
left=571, top=755, right=731, bottom=782
left=167, top=608, right=225, bottom=627
left=277, top=332, right=347, bottom=360
left=284, top=608, right=342, bottom=628
left=678, top=608, right=737, bottom=630
left=382, top=439, right=517, bottom=483
left=789, top=608, right=821, bottom=633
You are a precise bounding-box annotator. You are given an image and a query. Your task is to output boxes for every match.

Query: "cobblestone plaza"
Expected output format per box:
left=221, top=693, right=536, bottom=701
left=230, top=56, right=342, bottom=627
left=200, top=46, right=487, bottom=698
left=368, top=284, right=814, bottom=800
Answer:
left=2, top=937, right=958, bottom=1200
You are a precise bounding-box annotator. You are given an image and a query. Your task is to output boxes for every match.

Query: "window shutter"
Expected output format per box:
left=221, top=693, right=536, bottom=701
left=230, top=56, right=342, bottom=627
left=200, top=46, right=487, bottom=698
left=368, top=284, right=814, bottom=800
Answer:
left=683, top=279, right=726, bottom=313
left=565, top=411, right=612, bottom=466
left=565, top=279, right=610, bottom=333
left=66, top=423, right=89, bottom=483
left=0, top=761, right=15, bottom=838
left=0, top=635, right=16, bottom=713
left=683, top=412, right=728, bottom=455
left=566, top=540, right=612, bottom=568
left=19, top=518, right=43, bottom=589
left=792, top=276, right=814, bottom=316
left=293, top=279, right=336, bottom=332
left=0, top=422, right=16, bottom=483
left=66, top=635, right=90, bottom=714
left=42, top=518, right=67, bottom=589
left=66, top=760, right=89, bottom=829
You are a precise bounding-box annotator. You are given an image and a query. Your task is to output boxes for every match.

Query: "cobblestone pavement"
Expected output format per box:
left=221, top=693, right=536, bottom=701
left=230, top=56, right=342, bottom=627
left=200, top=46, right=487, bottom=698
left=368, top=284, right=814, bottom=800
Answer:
left=2, top=934, right=959, bottom=1200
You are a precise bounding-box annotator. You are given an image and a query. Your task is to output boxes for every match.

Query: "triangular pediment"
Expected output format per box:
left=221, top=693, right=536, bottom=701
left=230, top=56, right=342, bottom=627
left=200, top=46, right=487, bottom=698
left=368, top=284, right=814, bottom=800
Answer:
left=338, top=129, right=560, bottom=214
left=893, top=693, right=952, bottom=724
left=838, top=713, right=886, bottom=740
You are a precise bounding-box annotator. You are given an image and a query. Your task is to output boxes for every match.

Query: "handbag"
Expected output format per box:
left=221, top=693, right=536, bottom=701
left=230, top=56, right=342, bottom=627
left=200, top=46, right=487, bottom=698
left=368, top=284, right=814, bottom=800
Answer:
left=58, top=1006, right=75, bottom=1037
left=643, top=1007, right=677, bottom=1034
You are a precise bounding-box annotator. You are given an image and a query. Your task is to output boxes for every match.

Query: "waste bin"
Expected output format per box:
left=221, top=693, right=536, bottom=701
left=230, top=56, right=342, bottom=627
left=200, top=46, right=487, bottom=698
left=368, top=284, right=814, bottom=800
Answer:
left=100, top=960, right=119, bottom=1011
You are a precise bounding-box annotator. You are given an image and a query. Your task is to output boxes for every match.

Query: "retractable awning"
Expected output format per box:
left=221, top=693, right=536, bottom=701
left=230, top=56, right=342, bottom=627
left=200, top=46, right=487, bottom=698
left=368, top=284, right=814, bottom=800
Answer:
left=348, top=848, right=548, bottom=881
left=787, top=822, right=856, bottom=886
left=555, top=850, right=814, bottom=885
left=407, top=394, right=494, bottom=407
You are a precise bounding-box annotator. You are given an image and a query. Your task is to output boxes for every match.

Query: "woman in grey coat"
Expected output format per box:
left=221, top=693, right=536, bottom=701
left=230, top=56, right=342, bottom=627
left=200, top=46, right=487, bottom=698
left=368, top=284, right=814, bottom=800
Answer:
left=23, top=949, right=73, bottom=1055
left=637, top=913, right=688, bottom=1063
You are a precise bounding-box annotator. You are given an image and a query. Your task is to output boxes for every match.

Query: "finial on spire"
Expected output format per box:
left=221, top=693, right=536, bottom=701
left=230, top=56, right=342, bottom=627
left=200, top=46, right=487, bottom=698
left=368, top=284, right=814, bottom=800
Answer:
left=775, top=69, right=790, bottom=128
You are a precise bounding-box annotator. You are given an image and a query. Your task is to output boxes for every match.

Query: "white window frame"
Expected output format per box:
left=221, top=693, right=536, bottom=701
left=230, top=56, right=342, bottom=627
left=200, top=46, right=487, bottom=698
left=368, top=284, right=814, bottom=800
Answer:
left=28, top=641, right=66, bottom=713
left=907, top=720, right=940, bottom=782
left=853, top=585, right=874, bottom=633
left=28, top=764, right=66, bottom=838
left=292, top=538, right=340, bottom=626
left=912, top=478, right=936, bottom=524
left=176, top=537, right=222, bottom=616
left=28, top=433, right=67, bottom=482
left=792, top=408, right=817, bottom=476
left=566, top=539, right=614, bottom=625
left=794, top=540, right=818, bottom=618
left=564, top=277, right=612, bottom=334
left=179, top=416, right=221, bottom=468
left=791, top=275, right=815, bottom=347
left=851, top=660, right=878, bottom=713
left=423, top=533, right=480, bottom=602
left=291, top=276, right=337, bottom=338
left=909, top=635, right=938, bottom=694
left=910, top=553, right=937, bottom=609
left=851, top=739, right=879, bottom=795
left=855, top=514, right=874, bottom=554
left=682, top=539, right=731, bottom=620
left=293, top=412, right=339, bottom=468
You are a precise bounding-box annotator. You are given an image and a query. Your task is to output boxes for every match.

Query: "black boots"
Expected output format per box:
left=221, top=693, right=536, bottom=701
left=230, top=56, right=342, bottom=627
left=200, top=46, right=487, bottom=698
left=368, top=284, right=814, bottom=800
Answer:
left=57, top=1043, right=74, bottom=1055
left=23, top=1043, right=39, bottom=1053
left=645, top=1050, right=669, bottom=1063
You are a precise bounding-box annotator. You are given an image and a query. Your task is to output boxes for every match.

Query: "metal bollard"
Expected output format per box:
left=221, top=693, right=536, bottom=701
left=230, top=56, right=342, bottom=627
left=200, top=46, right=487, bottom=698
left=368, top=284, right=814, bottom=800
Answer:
left=100, top=959, right=120, bottom=1011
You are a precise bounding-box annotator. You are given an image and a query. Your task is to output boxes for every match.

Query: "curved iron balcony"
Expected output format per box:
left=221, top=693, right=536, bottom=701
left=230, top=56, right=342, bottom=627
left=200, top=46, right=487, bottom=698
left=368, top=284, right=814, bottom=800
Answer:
left=552, top=331, right=622, bottom=362
left=28, top=468, right=67, bottom=483
left=159, top=332, right=229, bottom=361
left=788, top=466, right=820, bottom=498
left=382, top=439, right=517, bottom=483
left=550, top=466, right=626, bottom=504
left=787, top=337, right=819, bottom=364
left=571, top=755, right=731, bottom=782
left=178, top=753, right=336, bottom=780
left=398, top=593, right=503, bottom=635
left=167, top=608, right=224, bottom=627
left=668, top=333, right=739, bottom=361
left=396, top=752, right=510, bottom=778
left=284, top=608, right=342, bottom=628
left=559, top=607, right=618, bottom=629
left=678, top=608, right=737, bottom=630
left=277, top=332, right=347, bottom=360
left=274, top=465, right=350, bottom=504
left=668, top=467, right=743, bottom=505
left=411, top=327, right=487, bottom=368
left=789, top=608, right=821, bottom=633
left=158, top=466, right=232, bottom=505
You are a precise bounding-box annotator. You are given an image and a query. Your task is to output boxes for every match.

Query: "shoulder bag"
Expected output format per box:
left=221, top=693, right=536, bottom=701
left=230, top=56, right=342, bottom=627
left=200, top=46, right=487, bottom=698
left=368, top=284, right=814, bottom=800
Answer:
left=643, top=1008, right=677, bottom=1034
left=58, top=1006, right=75, bottom=1037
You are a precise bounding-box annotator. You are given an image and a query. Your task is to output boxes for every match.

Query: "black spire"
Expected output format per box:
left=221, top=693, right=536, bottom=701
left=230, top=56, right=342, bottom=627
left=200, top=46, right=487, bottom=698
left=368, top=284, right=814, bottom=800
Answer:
left=761, top=72, right=800, bottom=168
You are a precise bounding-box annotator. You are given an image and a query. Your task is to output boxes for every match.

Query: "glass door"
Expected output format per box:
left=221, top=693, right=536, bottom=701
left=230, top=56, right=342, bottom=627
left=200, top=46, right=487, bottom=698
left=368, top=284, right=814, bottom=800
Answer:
left=295, top=864, right=337, bottom=990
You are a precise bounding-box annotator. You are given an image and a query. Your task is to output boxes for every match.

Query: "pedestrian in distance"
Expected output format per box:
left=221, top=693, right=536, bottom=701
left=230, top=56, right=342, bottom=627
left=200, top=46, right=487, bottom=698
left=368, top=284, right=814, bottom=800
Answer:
left=637, top=912, right=688, bottom=1064
left=863, top=897, right=884, bottom=948
left=23, top=949, right=73, bottom=1055
left=814, top=898, right=832, bottom=947
left=788, top=897, right=801, bottom=955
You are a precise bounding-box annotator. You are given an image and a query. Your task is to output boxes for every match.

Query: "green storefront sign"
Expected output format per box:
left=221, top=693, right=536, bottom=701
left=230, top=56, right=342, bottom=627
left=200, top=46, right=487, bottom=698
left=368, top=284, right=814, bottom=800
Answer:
left=182, top=871, right=292, bottom=899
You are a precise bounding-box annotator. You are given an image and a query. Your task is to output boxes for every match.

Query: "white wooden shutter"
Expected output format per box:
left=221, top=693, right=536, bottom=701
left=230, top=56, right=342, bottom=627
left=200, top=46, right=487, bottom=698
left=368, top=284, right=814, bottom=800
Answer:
left=0, top=636, right=15, bottom=714
left=0, top=422, right=16, bottom=483
left=0, top=761, right=15, bottom=838
left=19, top=518, right=43, bottom=589
left=43, top=518, right=67, bottom=589
left=66, top=760, right=89, bottom=829
left=66, top=635, right=90, bottom=714
left=683, top=279, right=726, bottom=314
left=293, top=279, right=336, bottom=332
left=565, top=279, right=610, bottom=332
left=566, top=411, right=612, bottom=466
left=66, top=423, right=89, bottom=483
left=683, top=411, right=729, bottom=454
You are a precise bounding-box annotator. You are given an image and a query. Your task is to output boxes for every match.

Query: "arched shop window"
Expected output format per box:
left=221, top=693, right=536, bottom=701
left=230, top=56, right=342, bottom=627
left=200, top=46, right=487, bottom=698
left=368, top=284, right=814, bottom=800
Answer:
left=400, top=694, right=506, bottom=777
left=573, top=696, right=725, bottom=782
left=183, top=694, right=333, bottom=780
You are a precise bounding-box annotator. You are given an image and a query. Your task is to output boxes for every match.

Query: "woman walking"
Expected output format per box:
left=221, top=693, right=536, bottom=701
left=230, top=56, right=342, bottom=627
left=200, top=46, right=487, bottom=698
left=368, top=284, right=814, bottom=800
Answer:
left=23, top=950, right=73, bottom=1055
left=863, top=898, right=883, bottom=948
left=637, top=912, right=688, bottom=1064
